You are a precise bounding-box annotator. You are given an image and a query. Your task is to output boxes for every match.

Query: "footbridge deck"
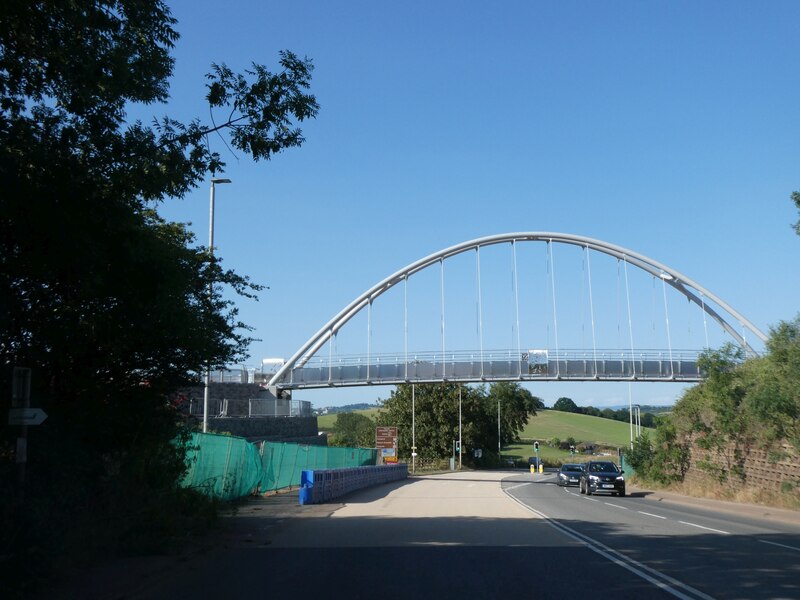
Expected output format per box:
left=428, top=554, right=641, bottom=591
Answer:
left=274, top=349, right=702, bottom=389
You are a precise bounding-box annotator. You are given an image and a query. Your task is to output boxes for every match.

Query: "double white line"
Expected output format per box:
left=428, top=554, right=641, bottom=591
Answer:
left=507, top=493, right=716, bottom=600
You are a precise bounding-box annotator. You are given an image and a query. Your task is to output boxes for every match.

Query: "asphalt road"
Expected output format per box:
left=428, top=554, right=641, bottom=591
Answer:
left=44, top=470, right=800, bottom=600
left=134, top=471, right=681, bottom=599
left=504, top=471, right=800, bottom=600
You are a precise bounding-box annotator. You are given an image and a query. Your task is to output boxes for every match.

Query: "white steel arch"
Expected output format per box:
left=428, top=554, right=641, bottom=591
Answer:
left=269, top=232, right=767, bottom=386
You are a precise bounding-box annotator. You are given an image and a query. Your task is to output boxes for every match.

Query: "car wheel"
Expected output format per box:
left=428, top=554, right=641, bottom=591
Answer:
left=586, top=485, right=592, bottom=496
left=579, top=481, right=585, bottom=494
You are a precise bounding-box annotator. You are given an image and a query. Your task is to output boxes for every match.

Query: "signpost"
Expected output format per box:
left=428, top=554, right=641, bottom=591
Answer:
left=8, top=408, right=47, bottom=426
left=376, top=426, right=398, bottom=464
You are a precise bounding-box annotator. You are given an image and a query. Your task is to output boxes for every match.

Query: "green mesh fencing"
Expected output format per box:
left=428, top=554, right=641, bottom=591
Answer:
left=181, top=432, right=378, bottom=500
left=259, top=442, right=378, bottom=492
left=181, top=433, right=263, bottom=500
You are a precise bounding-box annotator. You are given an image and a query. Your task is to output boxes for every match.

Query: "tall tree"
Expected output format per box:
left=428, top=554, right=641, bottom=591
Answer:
left=526, top=394, right=546, bottom=414
left=553, top=397, right=579, bottom=413
left=376, top=383, right=530, bottom=461
left=331, top=412, right=376, bottom=448
left=0, top=0, right=318, bottom=578
left=487, top=382, right=534, bottom=445
left=792, top=190, right=800, bottom=236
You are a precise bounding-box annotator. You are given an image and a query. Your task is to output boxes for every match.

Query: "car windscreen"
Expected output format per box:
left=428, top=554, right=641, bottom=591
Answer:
left=590, top=463, right=619, bottom=473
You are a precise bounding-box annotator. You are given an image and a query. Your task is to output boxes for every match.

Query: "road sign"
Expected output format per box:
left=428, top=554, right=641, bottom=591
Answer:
left=8, top=408, right=48, bottom=426
left=376, top=426, right=398, bottom=449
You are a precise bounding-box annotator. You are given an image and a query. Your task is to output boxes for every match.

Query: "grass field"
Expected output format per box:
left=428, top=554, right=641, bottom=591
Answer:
left=507, top=409, right=651, bottom=466
left=521, top=410, right=641, bottom=447
left=316, top=408, right=380, bottom=431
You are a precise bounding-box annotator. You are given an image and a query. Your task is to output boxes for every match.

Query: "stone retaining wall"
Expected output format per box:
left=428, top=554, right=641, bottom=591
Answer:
left=685, top=436, right=800, bottom=494
left=205, top=415, right=322, bottom=442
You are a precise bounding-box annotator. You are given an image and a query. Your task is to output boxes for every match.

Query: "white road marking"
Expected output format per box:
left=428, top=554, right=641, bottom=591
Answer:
left=758, top=539, right=800, bottom=552
left=605, top=502, right=629, bottom=510
left=584, top=497, right=600, bottom=502
left=504, top=482, right=532, bottom=492
left=638, top=511, right=667, bottom=519
left=505, top=492, right=715, bottom=600
left=679, top=521, right=730, bottom=535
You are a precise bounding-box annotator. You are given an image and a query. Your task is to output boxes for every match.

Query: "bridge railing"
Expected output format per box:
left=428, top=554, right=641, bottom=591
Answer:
left=277, top=349, right=703, bottom=388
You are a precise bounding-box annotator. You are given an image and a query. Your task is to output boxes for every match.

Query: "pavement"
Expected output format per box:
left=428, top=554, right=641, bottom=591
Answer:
left=36, top=472, right=800, bottom=599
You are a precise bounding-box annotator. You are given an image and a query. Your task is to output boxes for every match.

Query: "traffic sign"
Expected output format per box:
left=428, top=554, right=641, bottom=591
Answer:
left=375, top=426, right=398, bottom=448
left=8, top=408, right=48, bottom=426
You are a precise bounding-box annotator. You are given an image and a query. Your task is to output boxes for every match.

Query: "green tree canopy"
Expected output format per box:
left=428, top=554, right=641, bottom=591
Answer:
left=0, top=0, right=318, bottom=579
left=553, top=397, right=579, bottom=413
left=376, top=383, right=530, bottom=462
left=526, top=394, right=546, bottom=413
left=488, top=382, right=536, bottom=441
left=331, top=412, right=376, bottom=448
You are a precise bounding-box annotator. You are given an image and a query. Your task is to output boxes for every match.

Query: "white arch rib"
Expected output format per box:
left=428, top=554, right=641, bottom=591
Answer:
left=269, top=232, right=767, bottom=386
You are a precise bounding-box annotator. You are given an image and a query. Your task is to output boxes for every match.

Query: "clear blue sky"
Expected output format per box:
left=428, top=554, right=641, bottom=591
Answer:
left=153, top=1, right=800, bottom=408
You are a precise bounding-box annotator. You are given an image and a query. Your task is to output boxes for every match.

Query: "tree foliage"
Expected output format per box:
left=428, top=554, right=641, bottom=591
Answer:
left=553, top=397, right=579, bottom=413
left=376, top=383, right=531, bottom=463
left=625, top=418, right=689, bottom=484
left=635, top=316, right=800, bottom=487
left=0, top=0, right=317, bottom=582
left=792, top=190, right=800, bottom=236
left=331, top=412, right=376, bottom=448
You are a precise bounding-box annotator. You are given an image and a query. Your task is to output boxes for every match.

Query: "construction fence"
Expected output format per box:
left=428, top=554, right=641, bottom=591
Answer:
left=181, top=432, right=378, bottom=501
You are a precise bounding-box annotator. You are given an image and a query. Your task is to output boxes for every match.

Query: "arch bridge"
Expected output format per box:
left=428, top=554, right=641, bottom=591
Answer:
left=268, top=233, right=767, bottom=390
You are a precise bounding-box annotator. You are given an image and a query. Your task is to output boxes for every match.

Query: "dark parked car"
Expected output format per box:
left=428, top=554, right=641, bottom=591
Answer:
left=557, top=463, right=584, bottom=487
left=579, top=460, right=625, bottom=496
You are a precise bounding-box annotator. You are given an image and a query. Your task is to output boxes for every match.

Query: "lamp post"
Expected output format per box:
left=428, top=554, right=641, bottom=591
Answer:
left=458, top=385, right=462, bottom=470
left=203, top=177, right=232, bottom=433
left=632, top=404, right=642, bottom=438
left=411, top=384, right=416, bottom=474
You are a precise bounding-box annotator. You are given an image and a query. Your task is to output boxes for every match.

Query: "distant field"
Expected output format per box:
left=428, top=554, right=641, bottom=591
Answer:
left=506, top=409, right=651, bottom=465
left=521, top=410, right=643, bottom=447
left=316, top=408, right=380, bottom=431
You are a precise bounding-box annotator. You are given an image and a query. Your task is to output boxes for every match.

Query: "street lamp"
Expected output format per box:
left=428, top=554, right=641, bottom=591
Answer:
left=458, top=385, right=462, bottom=470
left=203, top=177, right=232, bottom=433
left=411, top=384, right=416, bottom=474
left=632, top=404, right=642, bottom=438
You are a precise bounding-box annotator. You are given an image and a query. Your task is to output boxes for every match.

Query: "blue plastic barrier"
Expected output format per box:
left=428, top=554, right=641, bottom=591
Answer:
left=299, top=464, right=408, bottom=505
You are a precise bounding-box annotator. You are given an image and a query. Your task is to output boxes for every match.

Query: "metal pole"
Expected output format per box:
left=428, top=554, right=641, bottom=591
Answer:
left=203, top=177, right=231, bottom=434
left=458, top=385, right=462, bottom=470
left=497, top=397, right=501, bottom=455
left=412, top=384, right=416, bottom=474
left=628, top=382, right=633, bottom=449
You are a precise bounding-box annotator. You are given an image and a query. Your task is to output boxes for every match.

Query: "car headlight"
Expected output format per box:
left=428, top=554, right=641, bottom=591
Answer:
left=589, top=475, right=599, bottom=481
left=616, top=475, right=625, bottom=481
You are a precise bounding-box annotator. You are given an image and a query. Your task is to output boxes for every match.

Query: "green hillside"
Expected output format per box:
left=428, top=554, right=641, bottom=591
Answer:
left=522, top=410, right=643, bottom=447
left=507, top=409, right=652, bottom=466
left=317, top=407, right=380, bottom=431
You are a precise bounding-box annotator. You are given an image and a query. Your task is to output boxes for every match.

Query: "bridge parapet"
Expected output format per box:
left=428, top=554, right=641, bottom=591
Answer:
left=274, top=349, right=702, bottom=389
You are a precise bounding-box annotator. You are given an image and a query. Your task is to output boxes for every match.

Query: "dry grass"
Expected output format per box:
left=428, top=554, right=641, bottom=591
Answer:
left=642, top=477, right=800, bottom=511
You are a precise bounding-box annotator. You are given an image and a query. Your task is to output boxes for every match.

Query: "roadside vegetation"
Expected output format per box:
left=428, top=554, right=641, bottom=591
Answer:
left=0, top=1, right=318, bottom=593
left=626, top=315, right=800, bottom=508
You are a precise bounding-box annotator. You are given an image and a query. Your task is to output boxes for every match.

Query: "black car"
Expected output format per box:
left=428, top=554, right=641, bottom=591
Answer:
left=557, top=463, right=584, bottom=487
left=579, top=460, right=626, bottom=496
